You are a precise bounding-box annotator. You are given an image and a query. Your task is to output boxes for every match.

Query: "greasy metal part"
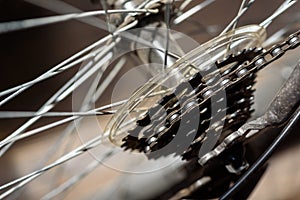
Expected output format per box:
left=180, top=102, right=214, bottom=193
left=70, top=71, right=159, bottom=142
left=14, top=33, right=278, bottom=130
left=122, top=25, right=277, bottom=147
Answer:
left=220, top=104, right=300, bottom=200
left=106, top=24, right=267, bottom=147
left=121, top=48, right=261, bottom=158
left=121, top=29, right=300, bottom=163
left=167, top=33, right=300, bottom=199
left=106, top=0, right=167, bottom=27
left=154, top=144, right=247, bottom=200
left=200, top=59, right=300, bottom=165
left=264, top=61, right=300, bottom=125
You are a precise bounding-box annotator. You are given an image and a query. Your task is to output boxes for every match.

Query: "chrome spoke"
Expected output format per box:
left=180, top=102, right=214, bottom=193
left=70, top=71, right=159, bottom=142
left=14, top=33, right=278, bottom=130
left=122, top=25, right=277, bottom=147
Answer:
left=0, top=134, right=107, bottom=199
left=41, top=150, right=115, bottom=200
left=260, top=0, right=297, bottom=28
left=25, top=0, right=109, bottom=30
left=0, top=9, right=156, bottom=34
left=219, top=0, right=255, bottom=35
left=0, top=44, right=115, bottom=156
left=173, top=0, right=217, bottom=25
left=0, top=110, right=115, bottom=118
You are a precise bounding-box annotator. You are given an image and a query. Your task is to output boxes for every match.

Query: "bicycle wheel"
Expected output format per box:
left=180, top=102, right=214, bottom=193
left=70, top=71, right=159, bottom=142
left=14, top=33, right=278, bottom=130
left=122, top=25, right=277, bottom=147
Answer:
left=0, top=0, right=299, bottom=199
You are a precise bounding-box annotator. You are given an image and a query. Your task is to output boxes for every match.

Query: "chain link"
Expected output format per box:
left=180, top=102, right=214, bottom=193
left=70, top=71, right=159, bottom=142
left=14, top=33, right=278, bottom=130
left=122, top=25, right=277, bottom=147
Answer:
left=122, top=29, right=300, bottom=160
left=199, top=30, right=300, bottom=164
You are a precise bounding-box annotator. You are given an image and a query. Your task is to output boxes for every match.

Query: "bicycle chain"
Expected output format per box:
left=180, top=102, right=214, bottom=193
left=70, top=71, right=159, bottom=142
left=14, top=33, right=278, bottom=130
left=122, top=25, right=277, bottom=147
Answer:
left=121, top=48, right=260, bottom=158
left=184, top=29, right=300, bottom=161
left=198, top=30, right=300, bottom=164
left=122, top=29, right=300, bottom=160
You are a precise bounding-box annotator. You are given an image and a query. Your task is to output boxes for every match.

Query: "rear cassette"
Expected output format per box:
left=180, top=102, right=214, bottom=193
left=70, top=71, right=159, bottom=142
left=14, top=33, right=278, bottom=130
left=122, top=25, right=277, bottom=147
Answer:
left=121, top=48, right=262, bottom=160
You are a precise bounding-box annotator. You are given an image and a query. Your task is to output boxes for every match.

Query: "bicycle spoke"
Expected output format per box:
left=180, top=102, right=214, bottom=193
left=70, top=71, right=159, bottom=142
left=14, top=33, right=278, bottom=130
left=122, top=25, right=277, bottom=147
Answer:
left=223, top=0, right=251, bottom=55
left=94, top=58, right=126, bottom=100
left=0, top=9, right=157, bottom=34
left=36, top=56, right=143, bottom=182
left=178, top=0, right=193, bottom=12
left=0, top=37, right=110, bottom=103
left=264, top=16, right=300, bottom=46
left=260, top=0, right=297, bottom=28
left=163, top=1, right=172, bottom=69
left=0, top=110, right=115, bottom=118
left=1, top=1, right=299, bottom=199
left=41, top=151, right=115, bottom=200
left=0, top=31, right=178, bottom=107
left=42, top=55, right=126, bottom=190
left=0, top=87, right=170, bottom=147
left=25, top=0, right=109, bottom=30
left=0, top=134, right=107, bottom=199
left=100, top=0, right=115, bottom=35
left=219, top=0, right=255, bottom=35
left=34, top=99, right=127, bottom=182
left=0, top=47, right=115, bottom=156
left=173, top=0, right=217, bottom=25
left=0, top=26, right=127, bottom=156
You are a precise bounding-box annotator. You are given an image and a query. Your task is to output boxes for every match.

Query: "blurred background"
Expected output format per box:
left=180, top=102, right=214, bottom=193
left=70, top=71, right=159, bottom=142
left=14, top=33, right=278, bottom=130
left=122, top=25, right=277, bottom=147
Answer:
left=0, top=0, right=300, bottom=199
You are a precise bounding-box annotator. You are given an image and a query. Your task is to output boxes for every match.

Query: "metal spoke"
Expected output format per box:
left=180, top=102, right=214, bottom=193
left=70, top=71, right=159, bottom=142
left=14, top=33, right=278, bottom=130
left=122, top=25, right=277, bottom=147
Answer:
left=0, top=45, right=115, bottom=156
left=0, top=9, right=157, bottom=34
left=41, top=150, right=116, bottom=200
left=173, top=0, right=217, bottom=25
left=260, top=0, right=297, bottom=28
left=219, top=0, right=255, bottom=35
left=25, top=0, right=109, bottom=30
left=0, top=134, right=107, bottom=198
left=163, top=1, right=173, bottom=69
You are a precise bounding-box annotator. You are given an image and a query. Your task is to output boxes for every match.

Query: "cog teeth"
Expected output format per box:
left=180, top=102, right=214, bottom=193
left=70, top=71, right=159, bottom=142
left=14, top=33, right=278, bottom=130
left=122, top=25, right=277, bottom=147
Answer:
left=216, top=48, right=263, bottom=67
left=121, top=48, right=260, bottom=160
